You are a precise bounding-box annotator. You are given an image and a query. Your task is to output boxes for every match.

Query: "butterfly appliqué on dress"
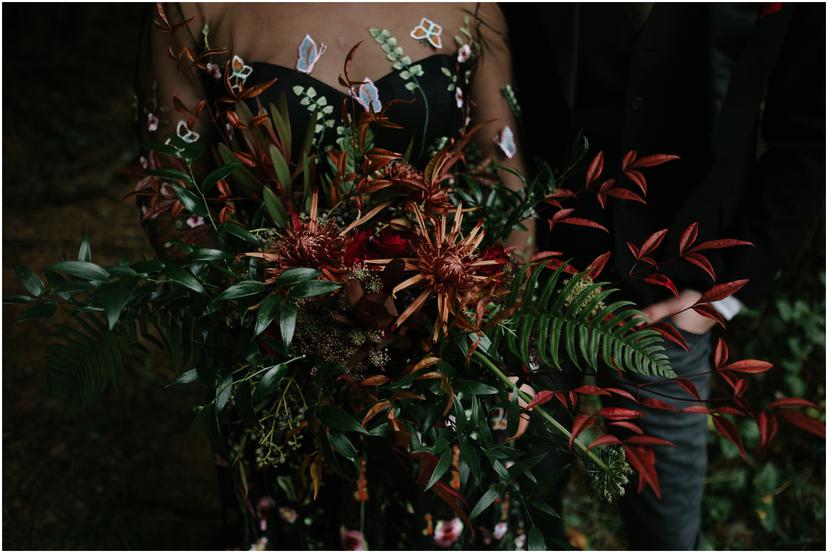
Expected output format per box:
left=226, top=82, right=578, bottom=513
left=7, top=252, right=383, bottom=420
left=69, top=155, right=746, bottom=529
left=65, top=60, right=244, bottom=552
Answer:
left=410, top=17, right=443, bottom=49
left=176, top=120, right=200, bottom=143
left=354, top=78, right=382, bottom=113
left=494, top=126, right=517, bottom=159
left=296, top=34, right=328, bottom=74
left=229, top=55, right=253, bottom=93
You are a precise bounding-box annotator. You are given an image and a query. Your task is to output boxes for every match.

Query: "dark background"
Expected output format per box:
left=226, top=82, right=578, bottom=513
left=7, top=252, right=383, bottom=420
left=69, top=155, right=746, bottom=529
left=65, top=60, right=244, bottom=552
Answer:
left=2, top=3, right=824, bottom=550
left=2, top=4, right=223, bottom=549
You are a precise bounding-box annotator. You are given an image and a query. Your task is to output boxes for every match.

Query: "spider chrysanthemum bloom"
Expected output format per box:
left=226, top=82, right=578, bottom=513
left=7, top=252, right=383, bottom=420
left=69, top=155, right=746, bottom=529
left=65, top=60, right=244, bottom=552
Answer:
left=246, top=191, right=343, bottom=281
left=391, top=204, right=504, bottom=340
left=277, top=213, right=342, bottom=269
left=366, top=160, right=452, bottom=213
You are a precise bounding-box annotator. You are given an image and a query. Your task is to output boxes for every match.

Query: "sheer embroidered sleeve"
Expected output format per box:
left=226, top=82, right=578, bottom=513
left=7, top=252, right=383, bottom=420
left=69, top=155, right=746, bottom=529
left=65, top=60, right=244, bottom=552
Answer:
left=468, top=4, right=535, bottom=258
left=134, top=3, right=217, bottom=258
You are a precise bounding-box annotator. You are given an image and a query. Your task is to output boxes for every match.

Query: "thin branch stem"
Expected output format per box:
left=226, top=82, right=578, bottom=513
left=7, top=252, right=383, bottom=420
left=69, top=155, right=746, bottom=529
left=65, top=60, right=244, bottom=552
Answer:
left=471, top=350, right=610, bottom=472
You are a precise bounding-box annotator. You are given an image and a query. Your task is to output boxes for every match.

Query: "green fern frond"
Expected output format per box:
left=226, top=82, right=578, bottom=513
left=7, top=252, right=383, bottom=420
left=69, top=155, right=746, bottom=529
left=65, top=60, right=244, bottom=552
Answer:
left=506, top=265, right=674, bottom=378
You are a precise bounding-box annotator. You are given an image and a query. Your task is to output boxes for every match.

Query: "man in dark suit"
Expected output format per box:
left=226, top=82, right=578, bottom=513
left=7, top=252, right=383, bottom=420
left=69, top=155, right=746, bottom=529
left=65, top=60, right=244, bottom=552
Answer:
left=503, top=3, right=825, bottom=549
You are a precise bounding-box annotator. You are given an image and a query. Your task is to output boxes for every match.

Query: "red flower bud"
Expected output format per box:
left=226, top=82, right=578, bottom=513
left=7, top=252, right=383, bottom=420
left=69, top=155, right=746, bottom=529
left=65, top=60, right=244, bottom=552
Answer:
left=343, top=230, right=371, bottom=266
left=372, top=228, right=410, bottom=257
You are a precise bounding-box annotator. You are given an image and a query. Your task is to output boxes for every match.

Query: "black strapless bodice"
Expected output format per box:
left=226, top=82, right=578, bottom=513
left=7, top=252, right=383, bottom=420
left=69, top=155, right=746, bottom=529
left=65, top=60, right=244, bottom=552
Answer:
left=213, top=54, right=463, bottom=167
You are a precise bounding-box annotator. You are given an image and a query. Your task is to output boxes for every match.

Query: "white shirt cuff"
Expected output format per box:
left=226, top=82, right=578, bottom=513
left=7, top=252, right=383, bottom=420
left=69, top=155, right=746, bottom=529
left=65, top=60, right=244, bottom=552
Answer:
left=711, top=295, right=743, bottom=321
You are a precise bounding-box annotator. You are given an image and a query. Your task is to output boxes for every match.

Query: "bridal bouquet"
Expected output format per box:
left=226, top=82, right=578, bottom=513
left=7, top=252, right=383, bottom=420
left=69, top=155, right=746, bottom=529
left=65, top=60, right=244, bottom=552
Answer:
left=8, top=41, right=822, bottom=550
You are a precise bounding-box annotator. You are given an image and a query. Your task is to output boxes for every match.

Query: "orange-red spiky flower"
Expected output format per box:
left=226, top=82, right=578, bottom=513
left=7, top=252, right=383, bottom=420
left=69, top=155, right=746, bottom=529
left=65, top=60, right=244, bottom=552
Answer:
left=389, top=204, right=504, bottom=340
left=246, top=190, right=344, bottom=281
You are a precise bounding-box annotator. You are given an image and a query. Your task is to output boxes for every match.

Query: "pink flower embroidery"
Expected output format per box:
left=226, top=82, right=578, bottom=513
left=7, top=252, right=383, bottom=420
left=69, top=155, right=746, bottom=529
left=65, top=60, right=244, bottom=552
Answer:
left=340, top=528, right=368, bottom=550
left=147, top=113, right=159, bottom=133
left=494, top=522, right=508, bottom=540
left=455, top=87, right=464, bottom=109
left=186, top=215, right=205, bottom=228
left=434, top=517, right=464, bottom=548
left=206, top=62, right=222, bottom=79
left=457, top=44, right=472, bottom=63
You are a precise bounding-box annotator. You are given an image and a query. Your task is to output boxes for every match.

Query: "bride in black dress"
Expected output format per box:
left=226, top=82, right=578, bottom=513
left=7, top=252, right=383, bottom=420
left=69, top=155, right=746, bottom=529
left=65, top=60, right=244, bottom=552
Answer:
left=135, top=3, right=532, bottom=549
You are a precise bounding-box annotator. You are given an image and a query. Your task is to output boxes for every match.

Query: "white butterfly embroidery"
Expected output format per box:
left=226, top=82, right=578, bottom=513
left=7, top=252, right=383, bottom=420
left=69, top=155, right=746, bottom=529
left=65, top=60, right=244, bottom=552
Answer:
left=494, top=126, right=517, bottom=159
left=410, top=17, right=443, bottom=49
left=176, top=120, right=200, bottom=143
left=229, top=55, right=253, bottom=92
left=354, top=78, right=382, bottom=113
left=296, top=34, right=327, bottom=74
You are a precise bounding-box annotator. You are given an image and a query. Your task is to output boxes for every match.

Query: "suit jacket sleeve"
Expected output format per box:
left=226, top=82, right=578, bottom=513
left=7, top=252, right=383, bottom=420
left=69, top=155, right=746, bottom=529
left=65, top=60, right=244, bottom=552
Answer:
left=720, top=3, right=826, bottom=305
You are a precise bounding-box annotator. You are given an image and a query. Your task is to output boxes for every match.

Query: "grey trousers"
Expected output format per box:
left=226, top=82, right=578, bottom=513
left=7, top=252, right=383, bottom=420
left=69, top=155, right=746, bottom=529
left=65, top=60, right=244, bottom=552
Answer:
left=533, top=329, right=713, bottom=550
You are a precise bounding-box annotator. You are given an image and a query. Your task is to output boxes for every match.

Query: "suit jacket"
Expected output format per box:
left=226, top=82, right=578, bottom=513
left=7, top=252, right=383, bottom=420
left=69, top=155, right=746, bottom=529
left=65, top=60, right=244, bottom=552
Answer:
left=504, top=3, right=825, bottom=306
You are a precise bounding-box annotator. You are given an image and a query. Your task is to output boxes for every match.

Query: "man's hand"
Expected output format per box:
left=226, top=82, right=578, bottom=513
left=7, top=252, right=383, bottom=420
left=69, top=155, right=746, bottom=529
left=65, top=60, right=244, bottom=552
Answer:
left=508, top=376, right=533, bottom=441
left=642, top=289, right=716, bottom=335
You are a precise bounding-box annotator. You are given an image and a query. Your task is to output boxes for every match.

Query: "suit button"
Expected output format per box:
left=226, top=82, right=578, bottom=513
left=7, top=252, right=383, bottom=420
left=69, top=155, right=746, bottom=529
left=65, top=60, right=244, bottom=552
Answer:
left=630, top=95, right=645, bottom=112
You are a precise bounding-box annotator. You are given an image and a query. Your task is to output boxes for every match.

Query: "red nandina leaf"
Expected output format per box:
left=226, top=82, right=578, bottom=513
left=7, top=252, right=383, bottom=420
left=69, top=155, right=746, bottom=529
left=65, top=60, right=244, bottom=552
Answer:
left=526, top=390, right=556, bottom=410
left=559, top=217, right=610, bottom=233
left=639, top=229, right=669, bottom=258
left=679, top=222, right=699, bottom=255
left=587, top=434, right=621, bottom=450
left=641, top=398, right=677, bottom=411
left=700, top=280, right=749, bottom=303
left=639, top=255, right=658, bottom=268
left=544, top=258, right=579, bottom=275
left=777, top=410, right=826, bottom=439
left=547, top=208, right=574, bottom=231
left=605, top=187, right=646, bottom=204
left=554, top=391, right=569, bottom=408
left=597, top=407, right=642, bottom=420
left=624, top=444, right=661, bottom=498
left=721, top=359, right=773, bottom=374
left=642, top=274, right=679, bottom=298
left=766, top=412, right=779, bottom=447
left=675, top=378, right=701, bottom=400
left=572, top=385, right=611, bottom=396
left=718, top=372, right=746, bottom=397
left=714, top=337, right=729, bottom=368
left=716, top=405, right=748, bottom=417
left=569, top=414, right=596, bottom=449
left=546, top=189, right=578, bottom=200
left=569, top=391, right=579, bottom=408
left=585, top=251, right=612, bottom=280
left=624, top=435, right=676, bottom=447
left=621, top=150, right=638, bottom=170
left=767, top=398, right=818, bottom=409
left=692, top=303, right=726, bottom=328
left=629, top=154, right=680, bottom=168
left=531, top=250, right=564, bottom=262
left=605, top=387, right=639, bottom=402
left=712, top=416, right=747, bottom=460
left=609, top=420, right=644, bottom=434
left=653, top=322, right=690, bottom=351
left=627, top=242, right=640, bottom=259
left=624, top=169, right=647, bottom=195
left=757, top=411, right=780, bottom=452
left=682, top=252, right=716, bottom=281
left=585, top=151, right=605, bottom=187
left=596, top=179, right=615, bottom=209
left=682, top=405, right=710, bottom=414
left=687, top=239, right=754, bottom=253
